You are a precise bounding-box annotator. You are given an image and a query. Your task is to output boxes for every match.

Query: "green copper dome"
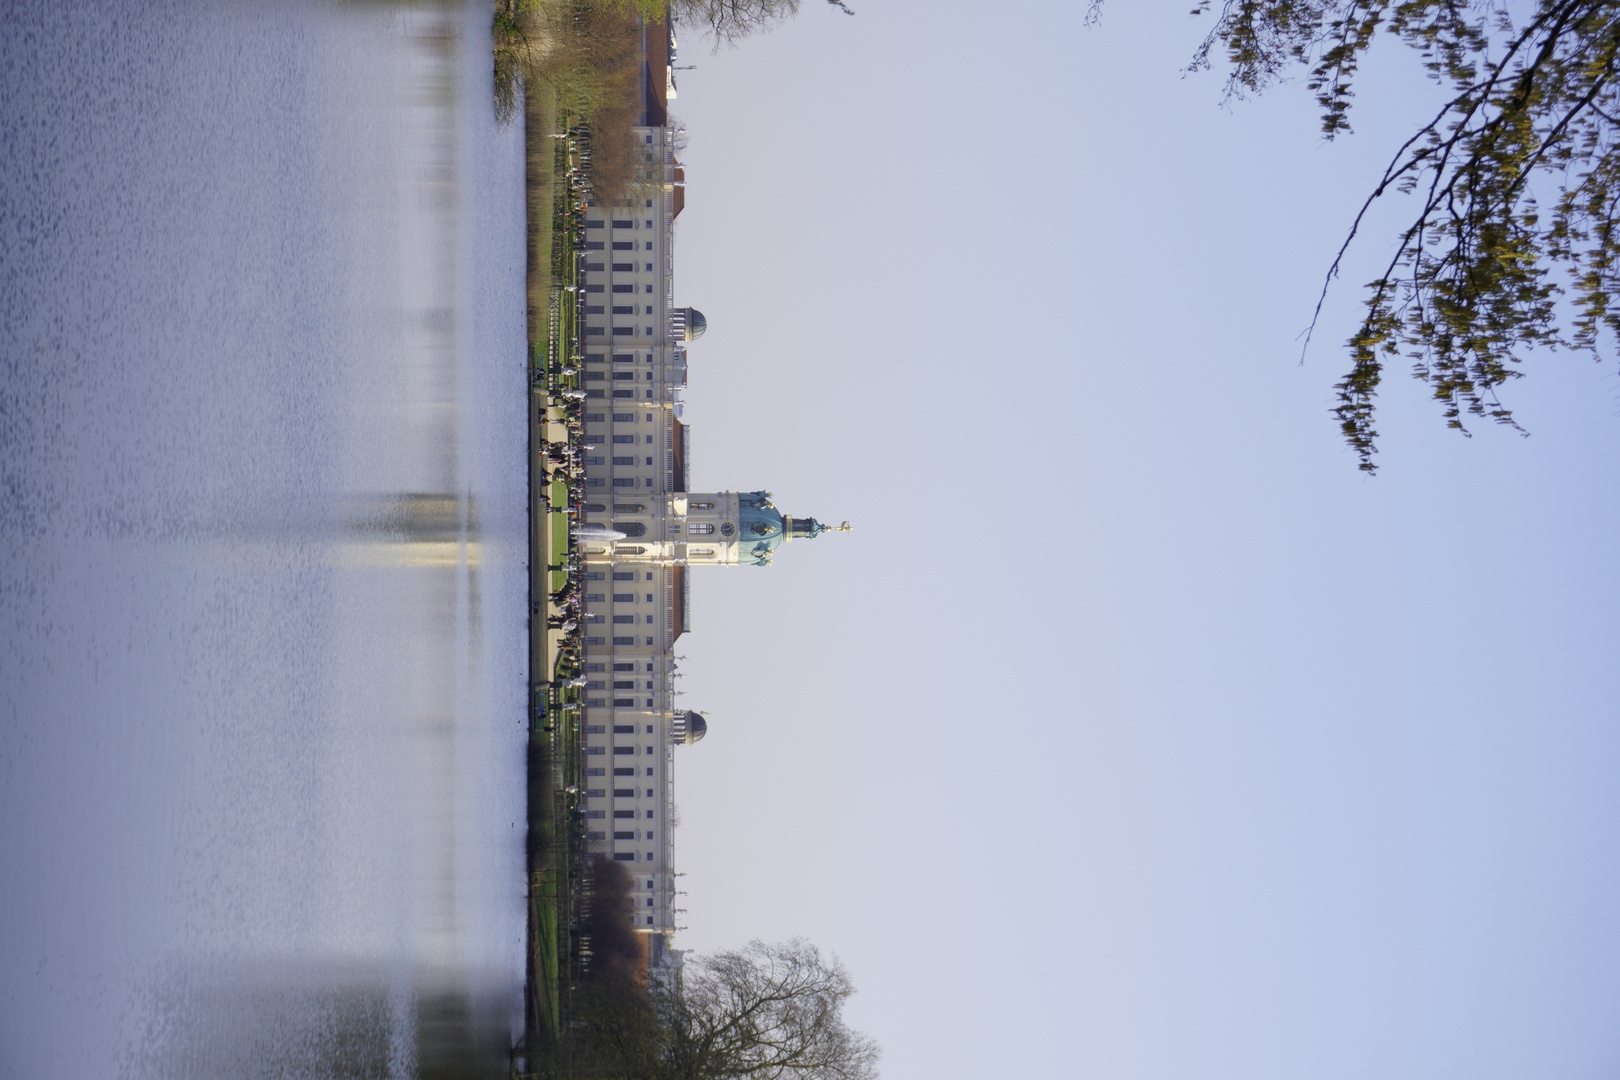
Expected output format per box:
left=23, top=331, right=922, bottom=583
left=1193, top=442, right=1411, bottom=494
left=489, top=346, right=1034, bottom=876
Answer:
left=735, top=492, right=849, bottom=566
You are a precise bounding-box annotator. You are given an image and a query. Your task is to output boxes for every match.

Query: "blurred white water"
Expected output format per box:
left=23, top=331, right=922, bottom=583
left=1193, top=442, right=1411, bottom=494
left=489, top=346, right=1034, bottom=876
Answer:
left=0, top=2, right=529, bottom=1076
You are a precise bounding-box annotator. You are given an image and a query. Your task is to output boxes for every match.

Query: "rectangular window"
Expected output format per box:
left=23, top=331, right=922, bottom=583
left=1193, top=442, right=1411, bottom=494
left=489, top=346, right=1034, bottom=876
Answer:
left=583, top=613, right=603, bottom=623
left=689, top=523, right=714, bottom=535
left=611, top=219, right=634, bottom=228
left=612, top=284, right=635, bottom=293
left=612, top=477, right=636, bottom=488
left=584, top=326, right=604, bottom=336
left=583, top=661, right=604, bottom=670
left=612, top=326, right=634, bottom=337
left=611, top=241, right=634, bottom=251
left=583, top=241, right=604, bottom=250
left=612, top=262, right=635, bottom=272
left=612, top=456, right=636, bottom=466
left=584, top=388, right=605, bottom=399
left=613, top=810, right=635, bottom=819
left=584, top=262, right=604, bottom=272
left=587, top=831, right=605, bottom=840
left=644, top=219, right=653, bottom=228
left=612, top=435, right=635, bottom=443
left=612, top=592, right=636, bottom=602
left=614, top=788, right=636, bottom=797
left=613, top=767, right=634, bottom=776
left=613, top=832, right=636, bottom=841
left=586, top=220, right=604, bottom=229
left=611, top=305, right=634, bottom=315
left=584, top=572, right=605, bottom=582
left=585, top=810, right=605, bottom=819
left=613, top=698, right=637, bottom=707
left=585, top=680, right=605, bottom=690
left=585, top=747, right=605, bottom=756
left=584, top=768, right=605, bottom=778
left=586, top=478, right=605, bottom=488
left=611, top=636, right=636, bottom=646
left=612, top=389, right=636, bottom=398
left=611, top=574, right=635, bottom=584
left=584, top=414, right=604, bottom=424
left=612, top=412, right=636, bottom=422
left=584, top=305, right=604, bottom=315
left=646, top=809, right=655, bottom=819
left=584, top=636, right=605, bottom=646
left=644, top=241, right=653, bottom=250
left=645, top=306, right=653, bottom=315
left=612, top=354, right=635, bottom=363
left=585, top=593, right=605, bottom=603
left=612, top=371, right=636, bottom=381
left=645, top=372, right=653, bottom=381
left=613, top=680, right=635, bottom=690
left=613, top=853, right=635, bottom=861
left=584, top=371, right=605, bottom=381
left=584, top=456, right=603, bottom=466
left=613, top=746, right=635, bottom=755
left=584, top=724, right=605, bottom=733
left=612, top=615, right=635, bottom=624
left=584, top=284, right=604, bottom=293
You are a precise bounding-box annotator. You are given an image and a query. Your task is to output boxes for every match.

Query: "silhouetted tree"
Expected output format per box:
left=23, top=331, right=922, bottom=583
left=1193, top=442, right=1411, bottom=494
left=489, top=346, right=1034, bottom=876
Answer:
left=658, top=939, right=879, bottom=1080
left=671, top=0, right=854, bottom=49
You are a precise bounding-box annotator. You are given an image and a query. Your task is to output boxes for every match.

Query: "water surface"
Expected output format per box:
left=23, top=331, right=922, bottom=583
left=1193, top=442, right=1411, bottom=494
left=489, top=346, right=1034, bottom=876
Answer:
left=0, top=2, right=529, bottom=1075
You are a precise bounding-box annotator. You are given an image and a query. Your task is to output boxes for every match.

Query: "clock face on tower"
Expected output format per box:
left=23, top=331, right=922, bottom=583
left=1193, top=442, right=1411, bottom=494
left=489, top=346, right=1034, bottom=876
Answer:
left=720, top=522, right=735, bottom=536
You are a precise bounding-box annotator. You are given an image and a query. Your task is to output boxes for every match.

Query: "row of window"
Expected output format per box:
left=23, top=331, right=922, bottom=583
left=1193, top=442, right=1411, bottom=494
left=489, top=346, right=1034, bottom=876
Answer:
left=583, top=809, right=656, bottom=819
left=582, top=284, right=654, bottom=294
left=581, top=412, right=655, bottom=423
left=584, top=697, right=658, bottom=707
left=582, top=240, right=656, bottom=252
left=584, top=477, right=655, bottom=488
left=583, top=327, right=655, bottom=338
left=580, top=262, right=655, bottom=273
left=582, top=635, right=655, bottom=646
left=582, top=787, right=656, bottom=798
left=584, top=218, right=654, bottom=229
left=583, top=767, right=655, bottom=777
left=581, top=305, right=655, bottom=316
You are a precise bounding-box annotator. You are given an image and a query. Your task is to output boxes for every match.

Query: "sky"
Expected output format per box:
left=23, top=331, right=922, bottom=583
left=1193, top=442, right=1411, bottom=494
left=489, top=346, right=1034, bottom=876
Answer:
left=655, top=3, right=1620, bottom=1079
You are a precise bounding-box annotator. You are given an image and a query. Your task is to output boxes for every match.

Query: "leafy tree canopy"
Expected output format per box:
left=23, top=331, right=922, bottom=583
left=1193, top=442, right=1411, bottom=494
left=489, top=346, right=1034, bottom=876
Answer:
left=1117, top=0, right=1620, bottom=471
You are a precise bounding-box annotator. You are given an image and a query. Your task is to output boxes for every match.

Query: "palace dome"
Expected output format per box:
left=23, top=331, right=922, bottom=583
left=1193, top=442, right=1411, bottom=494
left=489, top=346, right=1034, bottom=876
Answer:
left=682, top=307, right=707, bottom=342
left=673, top=710, right=708, bottom=745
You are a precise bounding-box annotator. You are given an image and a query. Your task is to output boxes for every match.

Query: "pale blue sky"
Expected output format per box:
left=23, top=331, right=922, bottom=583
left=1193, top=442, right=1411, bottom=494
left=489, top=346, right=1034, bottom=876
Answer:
left=662, top=3, right=1620, bottom=1079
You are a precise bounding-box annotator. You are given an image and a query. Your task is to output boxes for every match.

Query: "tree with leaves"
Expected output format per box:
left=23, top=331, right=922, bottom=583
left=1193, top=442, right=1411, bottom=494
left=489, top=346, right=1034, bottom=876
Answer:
left=1113, top=0, right=1620, bottom=471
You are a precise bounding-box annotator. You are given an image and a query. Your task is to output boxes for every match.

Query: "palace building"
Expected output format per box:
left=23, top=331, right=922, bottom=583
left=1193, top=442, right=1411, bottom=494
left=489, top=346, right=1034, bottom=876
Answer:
left=568, top=38, right=847, bottom=947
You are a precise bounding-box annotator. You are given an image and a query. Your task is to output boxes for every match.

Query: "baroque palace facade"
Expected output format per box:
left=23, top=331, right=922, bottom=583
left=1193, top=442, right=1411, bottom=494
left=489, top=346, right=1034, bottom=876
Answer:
left=568, top=31, right=846, bottom=944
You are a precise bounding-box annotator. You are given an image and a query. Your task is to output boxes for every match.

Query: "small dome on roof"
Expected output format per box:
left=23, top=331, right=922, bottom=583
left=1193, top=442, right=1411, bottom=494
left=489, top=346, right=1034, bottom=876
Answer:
left=682, top=307, right=707, bottom=342
left=673, top=710, right=707, bottom=745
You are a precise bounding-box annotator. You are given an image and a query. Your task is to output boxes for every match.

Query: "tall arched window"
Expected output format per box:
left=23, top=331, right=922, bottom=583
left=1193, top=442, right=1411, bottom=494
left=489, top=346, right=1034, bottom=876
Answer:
left=614, top=522, right=647, bottom=537
left=688, top=523, right=715, bottom=536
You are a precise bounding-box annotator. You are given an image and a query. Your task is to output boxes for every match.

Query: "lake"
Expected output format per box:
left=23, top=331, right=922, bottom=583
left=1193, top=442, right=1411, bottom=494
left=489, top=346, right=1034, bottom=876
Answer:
left=0, top=1, right=530, bottom=1076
